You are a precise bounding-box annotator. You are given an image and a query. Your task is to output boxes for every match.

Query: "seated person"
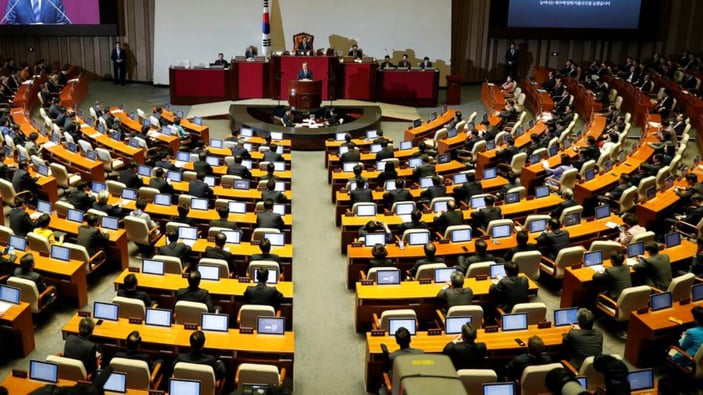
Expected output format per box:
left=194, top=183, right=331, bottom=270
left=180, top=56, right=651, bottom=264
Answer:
left=432, top=199, right=464, bottom=235
left=671, top=305, right=703, bottom=366
left=536, top=218, right=570, bottom=260
left=148, top=168, right=174, bottom=195
left=188, top=172, right=214, bottom=199
left=172, top=203, right=198, bottom=227
left=173, top=330, right=226, bottom=380
left=470, top=195, right=501, bottom=230
left=382, top=179, right=412, bottom=209
left=243, top=268, right=284, bottom=309
left=615, top=213, right=646, bottom=245
left=210, top=206, right=239, bottom=230
left=633, top=241, right=672, bottom=291
left=204, top=233, right=236, bottom=274
left=33, top=213, right=63, bottom=245
left=176, top=270, right=219, bottom=313
left=263, top=144, right=284, bottom=162
left=348, top=165, right=367, bottom=187
left=453, top=172, right=483, bottom=204
left=550, top=188, right=577, bottom=220
left=388, top=327, right=423, bottom=365
left=262, top=179, right=289, bottom=204
left=14, top=253, right=54, bottom=304
left=348, top=44, right=363, bottom=59
left=489, top=261, right=529, bottom=312
left=409, top=243, right=445, bottom=278
left=63, top=317, right=101, bottom=377
left=419, top=56, right=433, bottom=69
left=358, top=220, right=393, bottom=245
left=226, top=155, right=251, bottom=179
left=349, top=182, right=373, bottom=205
left=119, top=164, right=143, bottom=190
left=376, top=161, right=398, bottom=185
left=77, top=213, right=110, bottom=257
left=114, top=331, right=156, bottom=370
left=368, top=243, right=394, bottom=272
left=193, top=151, right=213, bottom=177
left=504, top=230, right=537, bottom=262
left=212, top=52, right=229, bottom=67
left=117, top=273, right=156, bottom=308
left=256, top=199, right=285, bottom=231
left=506, top=335, right=552, bottom=381
left=442, top=323, right=487, bottom=370
left=457, top=239, right=500, bottom=274
left=436, top=271, right=474, bottom=314
left=412, top=154, right=436, bottom=180
left=397, top=209, right=428, bottom=235
left=158, top=230, right=192, bottom=262
left=380, top=55, right=395, bottom=70
left=543, top=154, right=574, bottom=186
left=397, top=54, right=411, bottom=70
left=245, top=45, right=257, bottom=59
left=562, top=308, right=603, bottom=370
left=69, top=182, right=96, bottom=212
left=92, top=191, right=124, bottom=217
left=296, top=38, right=312, bottom=56
left=592, top=252, right=632, bottom=302
left=420, top=175, right=447, bottom=200
left=250, top=238, right=281, bottom=264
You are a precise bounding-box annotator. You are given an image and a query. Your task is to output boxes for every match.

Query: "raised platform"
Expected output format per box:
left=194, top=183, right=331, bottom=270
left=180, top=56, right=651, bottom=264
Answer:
left=229, top=104, right=382, bottom=150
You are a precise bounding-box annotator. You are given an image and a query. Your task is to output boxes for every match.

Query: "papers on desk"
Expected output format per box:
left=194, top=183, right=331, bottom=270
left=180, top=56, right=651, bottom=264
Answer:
left=42, top=142, right=56, bottom=149
left=30, top=212, right=41, bottom=220
left=80, top=124, right=90, bottom=129
left=541, top=160, right=549, bottom=168
left=90, top=133, right=101, bottom=138
left=0, top=300, right=14, bottom=315
left=173, top=161, right=187, bottom=168
left=648, top=121, right=661, bottom=128
left=626, top=258, right=639, bottom=266
left=487, top=83, right=495, bottom=86
left=147, top=131, right=161, bottom=139
left=587, top=264, right=604, bottom=273
left=605, top=221, right=619, bottom=229
left=181, top=239, right=196, bottom=247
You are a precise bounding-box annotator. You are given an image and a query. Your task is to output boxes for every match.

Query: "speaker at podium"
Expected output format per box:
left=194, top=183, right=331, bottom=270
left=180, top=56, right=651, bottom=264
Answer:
left=288, top=80, right=322, bottom=111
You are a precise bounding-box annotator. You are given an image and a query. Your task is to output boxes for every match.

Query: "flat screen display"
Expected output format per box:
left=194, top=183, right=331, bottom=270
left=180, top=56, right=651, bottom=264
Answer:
left=506, top=0, right=642, bottom=29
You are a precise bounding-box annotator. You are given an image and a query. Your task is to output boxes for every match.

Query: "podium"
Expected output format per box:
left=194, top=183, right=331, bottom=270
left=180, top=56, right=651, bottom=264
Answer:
left=445, top=75, right=462, bottom=105
left=288, top=80, right=322, bottom=110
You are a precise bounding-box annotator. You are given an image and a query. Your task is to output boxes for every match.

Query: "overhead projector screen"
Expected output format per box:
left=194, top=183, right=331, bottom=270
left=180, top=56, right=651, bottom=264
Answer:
left=153, top=0, right=451, bottom=87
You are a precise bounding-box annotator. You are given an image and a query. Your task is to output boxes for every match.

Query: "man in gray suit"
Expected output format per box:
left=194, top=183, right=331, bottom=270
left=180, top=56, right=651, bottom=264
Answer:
left=562, top=308, right=603, bottom=370
left=633, top=241, right=672, bottom=290
left=592, top=252, right=632, bottom=300
left=436, top=271, right=474, bottom=314
left=536, top=218, right=570, bottom=260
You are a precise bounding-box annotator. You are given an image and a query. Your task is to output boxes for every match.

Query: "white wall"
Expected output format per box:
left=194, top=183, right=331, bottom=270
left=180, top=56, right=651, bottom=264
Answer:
left=153, top=0, right=451, bottom=85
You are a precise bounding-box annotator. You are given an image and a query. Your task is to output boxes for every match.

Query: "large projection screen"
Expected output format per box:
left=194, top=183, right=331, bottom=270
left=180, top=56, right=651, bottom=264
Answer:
left=153, top=0, right=451, bottom=87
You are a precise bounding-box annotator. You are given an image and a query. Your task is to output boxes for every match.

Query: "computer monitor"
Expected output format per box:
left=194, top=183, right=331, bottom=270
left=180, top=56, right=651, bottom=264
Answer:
left=470, top=196, right=486, bottom=209
left=127, top=138, right=139, bottom=148
left=535, top=186, right=550, bottom=198
left=36, top=200, right=52, bottom=214
left=491, top=224, right=512, bottom=239
left=645, top=186, right=656, bottom=201
left=169, top=379, right=201, bottom=395
left=411, top=119, right=422, bottom=128
left=692, top=283, right=703, bottom=302
left=91, top=181, right=106, bottom=193
left=154, top=194, right=172, bottom=206
left=376, top=269, right=401, bottom=285
left=438, top=153, right=452, bottom=164
left=93, top=301, right=119, bottom=321
left=489, top=264, right=506, bottom=279
left=453, top=173, right=468, bottom=184
left=273, top=161, right=286, bottom=172
left=548, top=145, right=558, bottom=157
left=201, top=313, right=229, bottom=332
left=141, top=259, right=164, bottom=275
left=433, top=200, right=448, bottom=213
left=240, top=159, right=253, bottom=169
left=529, top=219, right=547, bottom=233
left=270, top=132, right=283, bottom=141
left=204, top=175, right=218, bottom=188
left=221, top=230, right=241, bottom=244
left=137, top=165, right=152, bottom=177
left=434, top=268, right=456, bottom=283
left=419, top=177, right=433, bottom=189
left=399, top=141, right=413, bottom=150
left=228, top=201, right=247, bottom=214
left=67, top=208, right=83, bottom=223
left=51, top=245, right=70, bottom=262
left=529, top=154, right=540, bottom=164
left=101, top=216, right=119, bottom=231
left=483, top=167, right=497, bottom=180
left=257, top=317, right=285, bottom=335
left=515, top=127, right=524, bottom=137
left=206, top=156, right=220, bottom=166
left=447, top=128, right=458, bottom=138
left=253, top=268, right=278, bottom=284
left=209, top=138, right=223, bottom=148
left=389, top=318, right=416, bottom=335
left=240, top=127, right=253, bottom=138
left=233, top=179, right=250, bottom=190
left=627, top=369, right=654, bottom=391
left=393, top=202, right=414, bottom=216
left=604, top=160, right=613, bottom=172
left=103, top=371, right=127, bottom=393
left=483, top=382, right=515, bottom=395
left=37, top=164, right=49, bottom=176
left=191, top=198, right=208, bottom=211
left=486, top=140, right=496, bottom=150
left=505, top=192, right=521, bottom=204
left=384, top=180, right=396, bottom=191
left=0, top=284, right=20, bottom=304
left=356, top=204, right=376, bottom=217
left=198, top=265, right=220, bottom=281
left=165, top=170, right=182, bottom=185
left=9, top=235, right=26, bottom=251
left=342, top=162, right=357, bottom=172
left=178, top=227, right=198, bottom=241
left=335, top=132, right=346, bottom=141
left=554, top=307, right=579, bottom=327
left=583, top=251, right=603, bottom=267
left=594, top=205, right=610, bottom=220
left=664, top=232, right=681, bottom=248
left=664, top=175, right=674, bottom=190
left=29, top=360, right=58, bottom=384
left=176, top=151, right=191, bottom=162
left=338, top=145, right=349, bottom=155
left=366, top=130, right=378, bottom=139
left=364, top=233, right=386, bottom=247
left=370, top=143, right=382, bottom=153
left=445, top=316, right=473, bottom=335
left=121, top=188, right=137, bottom=200
left=407, top=232, right=430, bottom=246
left=650, top=292, right=672, bottom=312
left=145, top=307, right=172, bottom=327
left=450, top=228, right=472, bottom=243
left=584, top=168, right=595, bottom=181
left=429, top=111, right=437, bottom=121
left=501, top=312, right=528, bottom=331
left=564, top=213, right=581, bottom=226
left=408, top=158, right=422, bottom=168
left=627, top=242, right=644, bottom=257
left=264, top=233, right=285, bottom=246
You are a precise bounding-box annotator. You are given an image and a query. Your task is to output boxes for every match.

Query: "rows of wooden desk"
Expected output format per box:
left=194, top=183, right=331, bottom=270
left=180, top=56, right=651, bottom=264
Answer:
left=520, top=79, right=554, bottom=114
left=403, top=109, right=457, bottom=143
left=59, top=74, right=88, bottom=109
left=435, top=115, right=503, bottom=155
left=481, top=82, right=506, bottom=113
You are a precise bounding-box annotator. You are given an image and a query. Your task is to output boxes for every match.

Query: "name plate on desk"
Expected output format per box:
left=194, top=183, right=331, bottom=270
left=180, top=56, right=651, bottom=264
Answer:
left=680, top=297, right=691, bottom=305
left=129, top=317, right=143, bottom=324
left=128, top=267, right=140, bottom=273
left=438, top=239, right=450, bottom=244
left=419, top=279, right=432, bottom=285
left=351, top=242, right=362, bottom=247
left=537, top=321, right=552, bottom=329
left=475, top=275, right=488, bottom=281
left=570, top=264, right=582, bottom=269
left=485, top=325, right=499, bottom=333
left=371, top=330, right=386, bottom=337
left=12, top=369, right=27, bottom=378
left=78, top=310, right=91, bottom=317
left=636, top=307, right=649, bottom=315
left=184, top=323, right=198, bottom=330
left=360, top=280, right=374, bottom=286
left=427, top=329, right=442, bottom=336
left=239, top=327, right=254, bottom=334
left=238, top=277, right=251, bottom=283
left=149, top=391, right=165, bottom=395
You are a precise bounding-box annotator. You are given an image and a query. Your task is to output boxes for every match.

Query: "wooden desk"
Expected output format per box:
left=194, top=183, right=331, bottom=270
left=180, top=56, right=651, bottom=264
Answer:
left=377, top=69, right=439, bottom=107
left=12, top=73, right=46, bottom=111
left=560, top=240, right=697, bottom=309
left=59, top=74, right=88, bottom=109
left=78, top=121, right=145, bottom=164
left=140, top=177, right=293, bottom=203
left=625, top=300, right=703, bottom=367
left=178, top=160, right=292, bottom=180
left=602, top=75, right=654, bottom=127
left=13, top=250, right=88, bottom=308
left=341, top=61, right=378, bottom=100
left=434, top=115, right=503, bottom=156
left=169, top=67, right=230, bottom=105
left=161, top=108, right=210, bottom=143
left=403, top=110, right=457, bottom=143
left=563, top=77, right=602, bottom=119
left=42, top=143, right=105, bottom=182
left=474, top=121, right=548, bottom=174
left=0, top=375, right=149, bottom=395
left=2, top=157, right=58, bottom=203
left=520, top=79, right=554, bottom=113
left=364, top=326, right=569, bottom=392
left=481, top=82, right=506, bottom=113
left=114, top=269, right=294, bottom=330
left=354, top=275, right=538, bottom=332
left=0, top=302, right=34, bottom=357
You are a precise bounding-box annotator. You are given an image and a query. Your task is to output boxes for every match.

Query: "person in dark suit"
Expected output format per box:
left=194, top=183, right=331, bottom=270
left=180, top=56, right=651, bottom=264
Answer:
left=442, top=323, right=487, bottom=370
left=375, top=141, right=394, bottom=161
left=506, top=335, right=552, bottom=381
left=9, top=197, right=36, bottom=236
left=243, top=268, right=283, bottom=309
left=380, top=55, right=395, bottom=70
left=340, top=146, right=361, bottom=163
left=550, top=188, right=578, bottom=220
left=397, top=54, right=411, bottom=70
left=212, top=53, right=229, bottom=67
left=453, top=172, right=483, bottom=204
left=432, top=199, right=464, bottom=235
left=188, top=172, right=214, bottom=199
left=119, top=163, right=142, bottom=190
left=382, top=179, right=412, bottom=209
left=262, top=178, right=288, bottom=203
left=74, top=214, right=107, bottom=258
left=397, top=209, right=428, bottom=235
left=91, top=191, right=123, bottom=218
left=67, top=182, right=95, bottom=212
left=495, top=137, right=519, bottom=165
left=250, top=238, right=281, bottom=264
left=536, top=218, right=570, bottom=260
left=210, top=206, right=239, bottom=231
left=193, top=151, right=213, bottom=177
left=653, top=89, right=674, bottom=119
left=633, top=241, right=672, bottom=290
left=489, top=261, right=529, bottom=312
left=347, top=165, right=367, bottom=188
left=297, top=61, right=313, bottom=80
left=412, top=154, right=436, bottom=181
left=470, top=195, right=502, bottom=230
left=562, top=308, right=603, bottom=370
left=368, top=243, right=394, bottom=271
left=505, top=42, right=519, bottom=78
left=504, top=230, right=538, bottom=262
left=409, top=243, right=446, bottom=278
left=457, top=239, right=501, bottom=274
left=114, top=331, right=155, bottom=370
left=4, top=0, right=70, bottom=24
left=111, top=42, right=127, bottom=85
left=173, top=330, right=226, bottom=380
left=63, top=317, right=101, bottom=377
left=436, top=271, right=474, bottom=314
left=176, top=270, right=218, bottom=313
left=226, top=155, right=251, bottom=179
left=245, top=45, right=257, bottom=59
left=258, top=163, right=279, bottom=183
left=117, top=273, right=155, bottom=308
left=419, top=56, right=433, bottom=69
left=148, top=168, right=174, bottom=195
left=348, top=44, right=363, bottom=59
left=14, top=254, right=53, bottom=304
left=12, top=161, right=41, bottom=200
left=256, top=199, right=284, bottom=231
left=420, top=175, right=447, bottom=200
left=349, top=183, right=373, bottom=205
left=158, top=230, right=192, bottom=262
left=388, top=327, right=424, bottom=366
left=296, top=37, right=312, bottom=56
left=203, top=233, right=237, bottom=274
left=592, top=252, right=632, bottom=301
left=171, top=203, right=198, bottom=227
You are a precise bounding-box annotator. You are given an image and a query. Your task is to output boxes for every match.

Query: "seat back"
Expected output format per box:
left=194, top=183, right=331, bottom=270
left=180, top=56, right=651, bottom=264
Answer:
left=485, top=219, right=513, bottom=239
left=510, top=302, right=547, bottom=325
left=138, top=187, right=160, bottom=203
left=510, top=152, right=527, bottom=173
left=27, top=231, right=51, bottom=254
left=49, top=163, right=70, bottom=188
left=465, top=261, right=495, bottom=278
left=221, top=175, right=239, bottom=188
left=198, top=257, right=229, bottom=279
left=588, top=240, right=623, bottom=258
left=637, top=176, right=656, bottom=202
left=559, top=168, right=579, bottom=191
left=78, top=139, right=93, bottom=153
left=443, top=225, right=472, bottom=240
left=173, top=362, right=216, bottom=395
left=457, top=369, right=498, bottom=395
left=7, top=276, right=40, bottom=312
left=251, top=227, right=281, bottom=242
left=471, top=140, right=487, bottom=155
left=352, top=202, right=376, bottom=216
left=0, top=178, right=18, bottom=206
left=512, top=251, right=542, bottom=280
left=174, top=301, right=208, bottom=324
left=165, top=221, right=191, bottom=235
left=238, top=304, right=275, bottom=329
left=112, top=296, right=146, bottom=320
left=429, top=197, right=455, bottom=212
left=247, top=260, right=281, bottom=280
left=124, top=216, right=150, bottom=245
left=520, top=363, right=564, bottom=395
left=46, top=355, right=88, bottom=381
left=668, top=272, right=695, bottom=301
left=183, top=171, right=197, bottom=182
left=579, top=354, right=622, bottom=390
left=614, top=285, right=651, bottom=321
left=494, top=131, right=508, bottom=147
left=178, top=194, right=196, bottom=207
left=552, top=246, right=585, bottom=279
left=0, top=224, right=14, bottom=245
left=618, top=186, right=638, bottom=213
left=106, top=180, right=126, bottom=196
left=110, top=357, right=151, bottom=390
left=446, top=305, right=484, bottom=327
left=55, top=201, right=75, bottom=218
left=152, top=254, right=183, bottom=274
left=414, top=263, right=448, bottom=280
left=401, top=229, right=431, bottom=245
left=379, top=309, right=417, bottom=332
left=656, top=166, right=671, bottom=190
left=63, top=242, right=92, bottom=273
left=579, top=160, right=596, bottom=179
left=237, top=363, right=280, bottom=387
left=630, top=231, right=655, bottom=245
left=391, top=201, right=416, bottom=215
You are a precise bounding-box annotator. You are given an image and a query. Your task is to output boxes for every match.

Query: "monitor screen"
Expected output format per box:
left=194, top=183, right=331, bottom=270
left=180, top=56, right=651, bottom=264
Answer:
left=419, top=177, right=433, bottom=189
left=370, top=144, right=382, bottom=153
left=29, top=360, right=58, bottom=384
left=364, top=233, right=386, bottom=247
left=37, top=164, right=49, bottom=176
left=233, top=179, right=250, bottom=190
left=240, top=127, right=253, bottom=137
left=335, top=132, right=346, bottom=141
left=141, top=259, right=164, bottom=275
left=445, top=316, right=472, bottom=335
left=356, top=204, right=376, bottom=217
left=137, top=165, right=152, bottom=177
left=93, top=301, right=119, bottom=321
left=103, top=371, right=127, bottom=393
left=169, top=379, right=201, bottom=395
left=394, top=202, right=414, bottom=215
left=486, top=140, right=496, bottom=150
left=228, top=201, right=247, bottom=214
left=145, top=308, right=172, bottom=327
left=433, top=200, right=448, bottom=213
left=274, top=181, right=285, bottom=192
left=627, top=242, right=644, bottom=257
left=9, top=235, right=26, bottom=251
left=505, top=192, right=520, bottom=204
left=0, top=284, right=20, bottom=304
left=430, top=111, right=437, bottom=121
left=646, top=186, right=656, bottom=200
left=101, top=216, right=119, bottom=230
left=51, top=245, right=70, bottom=261
left=664, top=176, right=674, bottom=190
left=407, top=232, right=430, bottom=246
left=375, top=269, right=401, bottom=285
left=91, top=181, right=106, bottom=193
left=273, top=161, right=286, bottom=172
left=564, top=213, right=581, bottom=227
left=408, top=158, right=422, bottom=168
left=650, top=292, right=672, bottom=312
left=176, top=151, right=191, bottom=162
left=453, top=173, right=468, bottom=184
left=366, top=130, right=378, bottom=139
left=491, top=224, right=512, bottom=239
left=627, top=369, right=654, bottom=391
left=339, top=146, right=349, bottom=155
left=191, top=198, right=208, bottom=211
left=264, top=233, right=285, bottom=246
left=470, top=196, right=486, bottom=209
left=167, top=170, right=183, bottom=182
left=36, top=200, right=52, bottom=214
left=529, top=219, right=547, bottom=233
left=501, top=312, right=528, bottom=331
left=253, top=268, right=278, bottom=284
left=483, top=167, right=497, bottom=180
left=549, top=145, right=558, bottom=157
left=198, top=265, right=220, bottom=281
left=450, top=228, right=472, bottom=243
left=412, top=119, right=422, bottom=128
left=201, top=313, right=229, bottom=332
left=128, top=138, right=139, bottom=148
left=121, top=188, right=137, bottom=200
left=221, top=230, right=241, bottom=245
left=584, top=168, right=595, bottom=181
left=583, top=251, right=603, bottom=267
left=209, top=139, right=223, bottom=148
left=206, top=156, right=220, bottom=166
left=483, top=382, right=515, bottom=395
left=489, top=264, right=506, bottom=279
left=604, top=160, right=613, bottom=172
left=399, top=141, right=413, bottom=150
left=447, top=128, right=458, bottom=138
left=692, top=283, right=703, bottom=302
left=384, top=180, right=396, bottom=191
left=434, top=268, right=456, bottom=283
left=270, top=132, right=283, bottom=141
left=594, top=205, right=610, bottom=220
left=67, top=208, right=83, bottom=223
left=389, top=318, right=416, bottom=335
left=529, top=154, right=540, bottom=164
left=437, top=153, right=452, bottom=164
left=273, top=204, right=286, bottom=216
left=535, top=186, right=550, bottom=198
left=554, top=307, right=579, bottom=327
left=257, top=317, right=285, bottom=335
left=664, top=232, right=681, bottom=249
left=178, top=227, right=198, bottom=240
left=154, top=194, right=172, bottom=206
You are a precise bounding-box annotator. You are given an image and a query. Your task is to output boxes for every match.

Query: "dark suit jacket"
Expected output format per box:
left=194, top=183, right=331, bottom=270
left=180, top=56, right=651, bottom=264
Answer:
left=189, top=180, right=213, bottom=199
left=563, top=328, right=603, bottom=370
left=92, top=201, right=122, bottom=218
left=413, top=164, right=436, bottom=180
left=117, top=288, right=152, bottom=308
left=226, top=163, right=251, bottom=179
left=350, top=188, right=373, bottom=204
left=489, top=275, right=530, bottom=312
left=173, top=350, right=225, bottom=380
left=383, top=189, right=413, bottom=207
left=175, top=286, right=214, bottom=312
left=210, top=219, right=239, bottom=230
left=297, top=69, right=313, bottom=80
left=256, top=211, right=285, bottom=230
left=433, top=210, right=464, bottom=234
left=5, top=0, right=70, bottom=24
left=592, top=265, right=632, bottom=300
left=119, top=170, right=142, bottom=190
left=263, top=151, right=283, bottom=163
left=633, top=253, right=672, bottom=290
left=76, top=225, right=109, bottom=257
left=340, top=150, right=361, bottom=163
left=421, top=185, right=447, bottom=200
left=193, top=161, right=213, bottom=177
left=442, top=341, right=487, bottom=370
left=114, top=349, right=153, bottom=370
left=9, top=207, right=35, bottom=236
left=471, top=207, right=502, bottom=229
left=262, top=190, right=288, bottom=203
left=503, top=243, right=538, bottom=262
left=158, top=241, right=191, bottom=258
left=13, top=268, right=47, bottom=293
left=111, top=48, right=128, bottom=65
left=69, top=190, right=95, bottom=212
left=63, top=334, right=100, bottom=377
left=506, top=353, right=551, bottom=381
left=12, top=168, right=38, bottom=193
left=149, top=178, right=174, bottom=194
left=398, top=221, right=428, bottom=235
left=171, top=215, right=197, bottom=228
left=243, top=283, right=283, bottom=309
left=536, top=229, right=570, bottom=260
left=375, top=149, right=394, bottom=161
left=453, top=181, right=483, bottom=203
left=250, top=253, right=281, bottom=264
left=437, top=287, right=474, bottom=313
left=550, top=199, right=578, bottom=219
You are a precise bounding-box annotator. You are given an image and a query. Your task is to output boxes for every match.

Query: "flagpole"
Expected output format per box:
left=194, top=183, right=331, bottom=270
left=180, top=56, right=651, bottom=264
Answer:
left=262, top=0, right=271, bottom=58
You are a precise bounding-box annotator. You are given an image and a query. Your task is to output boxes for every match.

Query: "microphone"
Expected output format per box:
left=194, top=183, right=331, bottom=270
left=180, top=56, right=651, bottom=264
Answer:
left=0, top=0, right=21, bottom=24
left=47, top=0, right=72, bottom=24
